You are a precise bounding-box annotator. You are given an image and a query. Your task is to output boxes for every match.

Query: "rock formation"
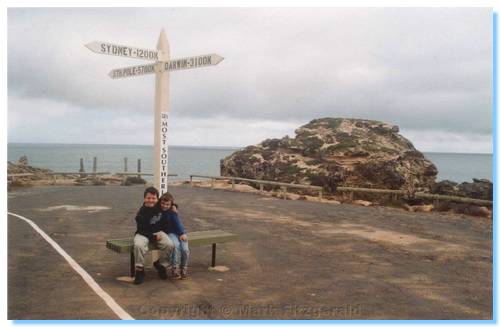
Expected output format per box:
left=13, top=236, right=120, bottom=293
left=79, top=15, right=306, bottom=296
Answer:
left=221, top=118, right=438, bottom=192
left=431, top=179, right=493, bottom=201
left=8, top=161, right=53, bottom=180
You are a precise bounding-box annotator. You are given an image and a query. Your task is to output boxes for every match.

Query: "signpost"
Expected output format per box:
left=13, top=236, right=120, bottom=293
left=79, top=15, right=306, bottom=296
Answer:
left=86, top=30, right=224, bottom=195
left=108, top=62, right=158, bottom=79
left=85, top=41, right=166, bottom=61
left=108, top=54, right=224, bottom=79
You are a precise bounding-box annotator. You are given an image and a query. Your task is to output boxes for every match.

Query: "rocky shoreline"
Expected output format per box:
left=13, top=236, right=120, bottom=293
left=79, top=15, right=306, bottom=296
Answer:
left=8, top=117, right=493, bottom=219
left=219, top=117, right=492, bottom=217
left=7, top=161, right=146, bottom=187
left=7, top=161, right=492, bottom=218
left=221, top=118, right=492, bottom=197
left=431, top=178, right=492, bottom=200
left=188, top=178, right=492, bottom=218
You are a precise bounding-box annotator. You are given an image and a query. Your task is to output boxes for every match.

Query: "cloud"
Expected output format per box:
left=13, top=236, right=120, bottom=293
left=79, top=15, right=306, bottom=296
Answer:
left=7, top=94, right=301, bottom=146
left=7, top=7, right=493, bottom=151
left=401, top=129, right=492, bottom=154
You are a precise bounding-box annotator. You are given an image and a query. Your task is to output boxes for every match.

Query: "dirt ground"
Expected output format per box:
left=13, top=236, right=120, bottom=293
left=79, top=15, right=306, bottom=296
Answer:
left=7, top=185, right=492, bottom=320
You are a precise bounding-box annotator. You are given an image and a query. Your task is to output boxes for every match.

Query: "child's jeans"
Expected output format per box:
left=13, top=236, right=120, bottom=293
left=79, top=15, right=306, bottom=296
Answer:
left=168, top=233, right=190, bottom=269
left=134, top=231, right=174, bottom=268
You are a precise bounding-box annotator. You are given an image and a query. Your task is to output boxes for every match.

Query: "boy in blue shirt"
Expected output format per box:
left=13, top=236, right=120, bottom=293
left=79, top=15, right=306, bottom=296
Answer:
left=159, top=192, right=190, bottom=279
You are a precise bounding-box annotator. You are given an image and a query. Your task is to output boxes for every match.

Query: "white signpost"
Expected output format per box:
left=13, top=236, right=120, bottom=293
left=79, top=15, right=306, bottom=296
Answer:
left=85, top=41, right=167, bottom=61
left=86, top=30, right=224, bottom=195
left=108, top=62, right=158, bottom=79
left=108, top=54, right=224, bottom=79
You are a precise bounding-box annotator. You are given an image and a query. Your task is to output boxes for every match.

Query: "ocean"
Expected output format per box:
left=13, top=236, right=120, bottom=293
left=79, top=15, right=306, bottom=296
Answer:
left=7, top=143, right=493, bottom=183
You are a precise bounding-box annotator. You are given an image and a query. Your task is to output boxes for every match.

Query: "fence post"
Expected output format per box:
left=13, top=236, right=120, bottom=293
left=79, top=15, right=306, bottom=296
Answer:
left=137, top=159, right=141, bottom=178
left=282, top=186, right=287, bottom=200
left=434, top=198, right=439, bottom=209
left=319, top=189, right=323, bottom=202
left=124, top=157, right=128, bottom=173
left=79, top=158, right=85, bottom=178
left=92, top=157, right=97, bottom=173
left=259, top=183, right=264, bottom=194
left=231, top=178, right=235, bottom=191
left=190, top=175, right=193, bottom=187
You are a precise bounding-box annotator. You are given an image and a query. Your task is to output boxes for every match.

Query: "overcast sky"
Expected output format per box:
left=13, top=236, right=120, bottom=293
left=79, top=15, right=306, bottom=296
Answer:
left=8, top=7, right=492, bottom=153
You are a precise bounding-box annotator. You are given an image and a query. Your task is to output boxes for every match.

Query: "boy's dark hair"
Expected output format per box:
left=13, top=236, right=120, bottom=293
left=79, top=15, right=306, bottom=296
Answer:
left=160, top=192, right=174, bottom=203
left=143, top=187, right=159, bottom=198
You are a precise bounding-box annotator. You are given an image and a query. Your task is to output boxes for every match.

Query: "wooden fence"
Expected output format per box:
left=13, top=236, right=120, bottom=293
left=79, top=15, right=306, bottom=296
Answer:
left=189, top=175, right=493, bottom=206
left=189, top=174, right=323, bottom=201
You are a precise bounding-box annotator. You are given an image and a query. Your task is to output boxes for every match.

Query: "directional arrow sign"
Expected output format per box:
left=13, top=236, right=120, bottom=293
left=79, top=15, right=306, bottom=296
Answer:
left=85, top=41, right=165, bottom=61
left=108, top=53, right=224, bottom=79
left=162, top=53, right=224, bottom=72
left=109, top=62, right=158, bottom=79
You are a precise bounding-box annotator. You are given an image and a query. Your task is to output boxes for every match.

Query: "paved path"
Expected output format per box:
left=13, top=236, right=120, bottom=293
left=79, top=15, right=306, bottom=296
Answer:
left=8, top=185, right=492, bottom=320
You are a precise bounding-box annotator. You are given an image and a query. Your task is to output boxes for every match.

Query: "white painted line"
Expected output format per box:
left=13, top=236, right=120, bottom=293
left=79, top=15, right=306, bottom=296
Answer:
left=8, top=211, right=134, bottom=320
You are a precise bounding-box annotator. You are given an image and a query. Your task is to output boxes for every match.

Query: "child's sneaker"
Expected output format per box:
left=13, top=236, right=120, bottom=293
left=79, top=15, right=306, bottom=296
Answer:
left=180, top=267, right=188, bottom=280
left=134, top=269, right=145, bottom=285
left=170, top=267, right=181, bottom=279
left=153, top=261, right=167, bottom=280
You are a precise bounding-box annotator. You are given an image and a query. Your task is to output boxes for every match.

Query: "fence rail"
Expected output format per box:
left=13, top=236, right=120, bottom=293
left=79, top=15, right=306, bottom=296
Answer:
left=189, top=174, right=323, bottom=201
left=8, top=173, right=35, bottom=178
left=115, top=172, right=178, bottom=177
left=189, top=175, right=492, bottom=206
left=7, top=173, right=34, bottom=184
left=115, top=172, right=153, bottom=176
left=50, top=172, right=111, bottom=175
left=336, top=186, right=492, bottom=206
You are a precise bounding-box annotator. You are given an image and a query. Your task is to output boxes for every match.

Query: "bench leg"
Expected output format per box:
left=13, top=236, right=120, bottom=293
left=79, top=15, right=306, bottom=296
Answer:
left=130, top=252, right=135, bottom=277
left=211, top=243, right=216, bottom=267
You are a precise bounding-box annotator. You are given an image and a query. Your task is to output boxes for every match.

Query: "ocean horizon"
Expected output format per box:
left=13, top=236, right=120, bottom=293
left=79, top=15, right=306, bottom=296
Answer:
left=7, top=142, right=493, bottom=184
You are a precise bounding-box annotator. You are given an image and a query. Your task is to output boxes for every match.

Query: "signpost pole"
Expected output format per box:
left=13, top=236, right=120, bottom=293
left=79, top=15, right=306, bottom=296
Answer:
left=154, top=30, right=170, bottom=195
left=86, top=29, right=223, bottom=196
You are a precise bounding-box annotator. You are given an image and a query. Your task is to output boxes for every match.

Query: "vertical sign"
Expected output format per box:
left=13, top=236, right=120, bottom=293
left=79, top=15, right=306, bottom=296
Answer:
left=160, top=112, right=169, bottom=193
left=154, top=30, right=170, bottom=195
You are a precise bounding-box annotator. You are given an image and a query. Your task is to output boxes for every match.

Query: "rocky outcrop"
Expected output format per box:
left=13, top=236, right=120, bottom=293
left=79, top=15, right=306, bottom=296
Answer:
left=457, top=179, right=493, bottom=200
left=430, top=180, right=459, bottom=196
left=432, top=179, right=493, bottom=201
left=8, top=161, right=54, bottom=180
left=221, top=118, right=438, bottom=192
left=18, top=155, right=29, bottom=166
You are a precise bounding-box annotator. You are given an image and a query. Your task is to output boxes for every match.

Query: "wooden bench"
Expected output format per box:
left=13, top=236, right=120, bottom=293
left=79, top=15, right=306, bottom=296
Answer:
left=106, top=230, right=239, bottom=276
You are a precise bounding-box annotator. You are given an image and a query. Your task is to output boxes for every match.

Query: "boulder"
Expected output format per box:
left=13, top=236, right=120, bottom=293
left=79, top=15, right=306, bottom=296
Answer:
left=7, top=161, right=53, bottom=182
left=457, top=179, right=493, bottom=201
left=430, top=180, right=459, bottom=196
left=18, top=156, right=28, bottom=166
left=431, top=178, right=493, bottom=201
left=434, top=201, right=490, bottom=217
left=406, top=204, right=434, bottom=213
left=353, top=200, right=372, bottom=207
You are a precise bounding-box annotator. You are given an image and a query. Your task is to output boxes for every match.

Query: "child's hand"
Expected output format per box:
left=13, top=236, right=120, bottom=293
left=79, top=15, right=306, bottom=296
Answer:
left=179, top=234, right=188, bottom=241
left=171, top=205, right=178, bottom=213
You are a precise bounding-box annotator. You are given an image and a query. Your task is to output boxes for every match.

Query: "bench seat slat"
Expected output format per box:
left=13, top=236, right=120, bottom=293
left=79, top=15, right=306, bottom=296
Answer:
left=106, top=230, right=238, bottom=254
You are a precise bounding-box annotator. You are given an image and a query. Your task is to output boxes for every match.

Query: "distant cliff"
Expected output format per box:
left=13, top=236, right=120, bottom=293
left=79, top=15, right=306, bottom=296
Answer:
left=221, top=118, right=438, bottom=192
